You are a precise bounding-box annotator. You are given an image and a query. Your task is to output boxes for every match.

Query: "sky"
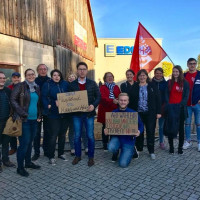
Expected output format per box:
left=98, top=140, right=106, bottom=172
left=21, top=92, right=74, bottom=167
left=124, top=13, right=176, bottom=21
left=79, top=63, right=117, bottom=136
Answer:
left=90, top=0, right=200, bottom=70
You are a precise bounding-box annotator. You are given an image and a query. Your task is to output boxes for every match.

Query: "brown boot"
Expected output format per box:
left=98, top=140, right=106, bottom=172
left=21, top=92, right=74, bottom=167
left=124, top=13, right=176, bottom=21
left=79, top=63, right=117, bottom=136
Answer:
left=9, top=149, right=17, bottom=155
left=88, top=158, right=94, bottom=167
left=72, top=157, right=81, bottom=165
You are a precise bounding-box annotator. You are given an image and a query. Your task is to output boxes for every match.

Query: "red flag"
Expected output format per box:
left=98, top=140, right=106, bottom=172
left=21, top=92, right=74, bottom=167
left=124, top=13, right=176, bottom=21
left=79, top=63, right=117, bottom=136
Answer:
left=130, top=22, right=167, bottom=77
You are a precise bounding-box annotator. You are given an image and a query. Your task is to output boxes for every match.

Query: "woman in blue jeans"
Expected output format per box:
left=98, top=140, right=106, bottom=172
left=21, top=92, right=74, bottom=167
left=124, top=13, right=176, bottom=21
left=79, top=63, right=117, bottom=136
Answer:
left=105, top=93, right=144, bottom=168
left=11, top=69, right=42, bottom=177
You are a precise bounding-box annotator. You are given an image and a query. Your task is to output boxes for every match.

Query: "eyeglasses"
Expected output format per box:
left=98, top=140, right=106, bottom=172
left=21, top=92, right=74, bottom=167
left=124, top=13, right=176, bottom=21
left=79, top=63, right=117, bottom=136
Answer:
left=188, top=62, right=197, bottom=65
left=38, top=68, right=47, bottom=71
left=26, top=73, right=35, bottom=77
left=78, top=68, right=87, bottom=71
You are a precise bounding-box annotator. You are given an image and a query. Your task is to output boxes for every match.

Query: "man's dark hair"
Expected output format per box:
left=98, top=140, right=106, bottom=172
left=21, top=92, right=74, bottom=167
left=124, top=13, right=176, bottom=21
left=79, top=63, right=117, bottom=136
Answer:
left=126, top=69, right=135, bottom=76
left=50, top=69, right=63, bottom=81
left=0, top=71, right=5, bottom=75
left=187, top=58, right=197, bottom=64
left=76, top=62, right=88, bottom=69
left=154, top=67, right=164, bottom=74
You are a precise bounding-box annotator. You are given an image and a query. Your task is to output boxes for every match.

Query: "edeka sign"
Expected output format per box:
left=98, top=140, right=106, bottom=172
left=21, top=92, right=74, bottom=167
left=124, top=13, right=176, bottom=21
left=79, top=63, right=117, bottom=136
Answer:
left=104, top=44, right=134, bottom=57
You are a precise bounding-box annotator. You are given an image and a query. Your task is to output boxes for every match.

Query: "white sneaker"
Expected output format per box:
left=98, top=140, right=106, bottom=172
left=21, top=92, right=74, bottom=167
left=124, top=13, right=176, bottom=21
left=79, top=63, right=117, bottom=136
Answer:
left=49, top=158, right=56, bottom=165
left=183, top=141, right=192, bottom=150
left=150, top=153, right=156, bottom=160
left=198, top=144, right=200, bottom=152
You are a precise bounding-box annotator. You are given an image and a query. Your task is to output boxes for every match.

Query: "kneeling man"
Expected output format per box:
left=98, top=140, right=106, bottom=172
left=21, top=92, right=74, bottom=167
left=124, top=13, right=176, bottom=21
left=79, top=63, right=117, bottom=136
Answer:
left=105, top=93, right=144, bottom=168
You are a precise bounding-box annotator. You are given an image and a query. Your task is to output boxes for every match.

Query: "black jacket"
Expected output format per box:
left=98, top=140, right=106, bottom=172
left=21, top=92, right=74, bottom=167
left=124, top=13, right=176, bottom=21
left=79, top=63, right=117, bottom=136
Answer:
left=11, top=81, right=42, bottom=121
left=0, top=87, right=11, bottom=119
left=120, top=81, right=133, bottom=94
left=128, top=82, right=161, bottom=115
left=69, top=78, right=101, bottom=117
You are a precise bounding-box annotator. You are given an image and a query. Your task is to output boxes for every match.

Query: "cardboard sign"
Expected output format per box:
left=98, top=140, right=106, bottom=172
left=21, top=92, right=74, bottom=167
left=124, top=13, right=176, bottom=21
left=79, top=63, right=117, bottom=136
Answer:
left=57, top=90, right=88, bottom=113
left=106, top=112, right=138, bottom=135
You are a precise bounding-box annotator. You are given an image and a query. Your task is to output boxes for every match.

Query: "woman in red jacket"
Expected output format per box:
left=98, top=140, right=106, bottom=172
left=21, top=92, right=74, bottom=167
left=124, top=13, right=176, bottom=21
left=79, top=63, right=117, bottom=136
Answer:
left=97, top=72, right=121, bottom=152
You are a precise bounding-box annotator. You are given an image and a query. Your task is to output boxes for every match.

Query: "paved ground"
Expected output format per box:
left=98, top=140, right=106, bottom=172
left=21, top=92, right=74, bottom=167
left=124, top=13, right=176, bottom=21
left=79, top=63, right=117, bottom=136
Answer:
left=1, top=136, right=200, bottom=200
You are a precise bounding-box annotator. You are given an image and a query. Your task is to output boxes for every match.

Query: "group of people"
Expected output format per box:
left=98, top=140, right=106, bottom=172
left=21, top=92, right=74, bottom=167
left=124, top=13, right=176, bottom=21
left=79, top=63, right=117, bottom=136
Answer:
left=0, top=57, right=199, bottom=176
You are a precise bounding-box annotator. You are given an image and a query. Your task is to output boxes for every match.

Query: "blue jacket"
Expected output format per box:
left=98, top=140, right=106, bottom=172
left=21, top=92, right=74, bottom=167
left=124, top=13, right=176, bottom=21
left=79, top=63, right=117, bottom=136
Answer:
left=42, top=79, right=69, bottom=119
left=112, top=107, right=144, bottom=146
left=184, top=70, right=200, bottom=105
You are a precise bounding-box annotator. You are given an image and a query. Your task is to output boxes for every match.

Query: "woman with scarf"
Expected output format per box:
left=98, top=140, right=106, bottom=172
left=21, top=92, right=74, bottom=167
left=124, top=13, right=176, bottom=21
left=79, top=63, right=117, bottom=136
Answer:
left=11, top=69, right=42, bottom=177
left=152, top=68, right=167, bottom=150
left=97, top=72, right=120, bottom=160
left=42, top=69, right=69, bottom=165
left=164, top=65, right=189, bottom=154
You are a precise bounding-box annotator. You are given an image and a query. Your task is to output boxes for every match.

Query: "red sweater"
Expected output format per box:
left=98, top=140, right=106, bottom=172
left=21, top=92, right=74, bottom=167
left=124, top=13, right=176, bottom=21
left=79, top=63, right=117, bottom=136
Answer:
left=169, top=82, right=183, bottom=104
left=97, top=85, right=121, bottom=124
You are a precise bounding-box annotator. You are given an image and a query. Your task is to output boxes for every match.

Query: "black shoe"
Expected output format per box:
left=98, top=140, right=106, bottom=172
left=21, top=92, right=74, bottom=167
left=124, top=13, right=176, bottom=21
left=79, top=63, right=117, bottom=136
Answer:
left=17, top=168, right=29, bottom=177
left=25, top=162, right=41, bottom=169
left=31, top=154, right=40, bottom=161
left=0, top=165, right=2, bottom=173
left=132, top=147, right=139, bottom=159
left=178, top=148, right=183, bottom=155
left=112, top=153, right=118, bottom=162
left=3, top=161, right=16, bottom=167
left=169, top=148, right=174, bottom=154
left=103, top=144, right=108, bottom=151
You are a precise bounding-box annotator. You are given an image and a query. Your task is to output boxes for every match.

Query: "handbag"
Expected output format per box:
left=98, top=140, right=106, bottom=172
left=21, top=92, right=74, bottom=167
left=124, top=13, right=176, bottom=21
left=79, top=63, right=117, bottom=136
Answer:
left=3, top=117, right=22, bottom=137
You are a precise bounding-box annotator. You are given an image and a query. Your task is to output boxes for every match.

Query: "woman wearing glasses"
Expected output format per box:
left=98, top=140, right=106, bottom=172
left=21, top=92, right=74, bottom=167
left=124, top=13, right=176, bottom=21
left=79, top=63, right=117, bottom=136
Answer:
left=11, top=69, right=42, bottom=177
left=129, top=69, right=161, bottom=160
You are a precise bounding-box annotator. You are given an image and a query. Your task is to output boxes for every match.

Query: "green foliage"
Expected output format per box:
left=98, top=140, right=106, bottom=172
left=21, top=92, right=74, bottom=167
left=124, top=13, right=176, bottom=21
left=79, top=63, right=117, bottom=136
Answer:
left=197, top=54, right=200, bottom=70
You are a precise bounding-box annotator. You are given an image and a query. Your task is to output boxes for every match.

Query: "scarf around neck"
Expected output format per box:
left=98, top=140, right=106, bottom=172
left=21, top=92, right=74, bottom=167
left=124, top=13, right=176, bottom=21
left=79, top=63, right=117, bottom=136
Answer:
left=105, top=82, right=115, bottom=99
left=25, top=80, right=37, bottom=92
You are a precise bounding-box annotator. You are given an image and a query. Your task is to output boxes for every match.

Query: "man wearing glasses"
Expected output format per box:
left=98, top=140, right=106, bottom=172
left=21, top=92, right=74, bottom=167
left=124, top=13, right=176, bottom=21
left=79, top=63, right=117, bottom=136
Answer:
left=69, top=62, right=101, bottom=167
left=183, top=58, right=200, bottom=151
left=32, top=64, right=50, bottom=161
left=0, top=71, right=15, bottom=172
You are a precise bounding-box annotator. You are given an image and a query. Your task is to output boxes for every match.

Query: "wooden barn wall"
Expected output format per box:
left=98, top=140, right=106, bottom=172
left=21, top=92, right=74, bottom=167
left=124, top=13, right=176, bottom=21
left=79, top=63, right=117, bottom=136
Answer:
left=54, top=45, right=94, bottom=80
left=0, top=0, right=96, bottom=71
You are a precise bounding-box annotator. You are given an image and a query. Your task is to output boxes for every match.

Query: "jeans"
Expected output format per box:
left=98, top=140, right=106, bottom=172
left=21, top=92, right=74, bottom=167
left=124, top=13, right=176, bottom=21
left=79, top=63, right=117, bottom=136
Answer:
left=33, top=116, right=49, bottom=156
left=68, top=117, right=88, bottom=150
left=73, top=115, right=95, bottom=158
left=108, top=136, right=134, bottom=168
left=158, top=117, right=165, bottom=143
left=0, top=119, right=11, bottom=165
left=185, top=104, right=200, bottom=143
left=48, top=117, right=70, bottom=159
left=136, top=112, right=156, bottom=154
left=17, top=120, right=38, bottom=169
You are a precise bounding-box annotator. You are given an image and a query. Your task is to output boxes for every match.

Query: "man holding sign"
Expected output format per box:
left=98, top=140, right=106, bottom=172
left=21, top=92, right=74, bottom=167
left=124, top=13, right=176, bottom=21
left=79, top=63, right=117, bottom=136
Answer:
left=69, top=62, right=101, bottom=167
left=105, top=93, right=144, bottom=168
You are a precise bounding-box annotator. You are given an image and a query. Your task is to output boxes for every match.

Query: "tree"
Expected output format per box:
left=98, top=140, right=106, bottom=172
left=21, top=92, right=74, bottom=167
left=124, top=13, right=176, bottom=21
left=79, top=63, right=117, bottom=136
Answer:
left=197, top=54, right=200, bottom=71
left=162, top=61, right=173, bottom=77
